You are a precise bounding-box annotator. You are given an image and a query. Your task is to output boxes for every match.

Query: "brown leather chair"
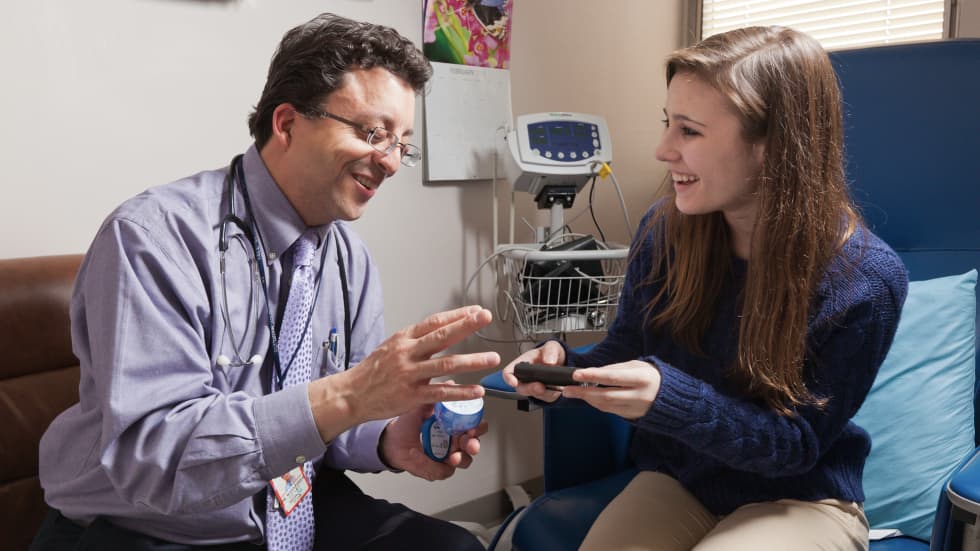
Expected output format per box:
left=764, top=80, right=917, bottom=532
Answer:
left=0, top=254, right=83, bottom=551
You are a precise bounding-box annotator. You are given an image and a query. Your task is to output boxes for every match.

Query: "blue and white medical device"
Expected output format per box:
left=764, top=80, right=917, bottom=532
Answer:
left=497, top=112, right=614, bottom=239
left=499, top=112, right=613, bottom=200
left=481, top=111, right=631, bottom=339
left=421, top=398, right=485, bottom=462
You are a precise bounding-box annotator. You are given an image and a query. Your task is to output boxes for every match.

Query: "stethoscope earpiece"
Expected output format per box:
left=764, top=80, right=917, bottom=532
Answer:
left=249, top=354, right=264, bottom=366
left=216, top=355, right=232, bottom=368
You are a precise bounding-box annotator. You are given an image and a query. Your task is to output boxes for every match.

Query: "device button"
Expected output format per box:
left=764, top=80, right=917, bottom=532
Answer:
left=557, top=152, right=565, bottom=159
left=545, top=151, right=553, bottom=158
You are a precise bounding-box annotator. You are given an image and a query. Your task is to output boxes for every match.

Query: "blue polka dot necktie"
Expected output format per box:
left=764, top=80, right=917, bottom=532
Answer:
left=266, top=230, right=318, bottom=551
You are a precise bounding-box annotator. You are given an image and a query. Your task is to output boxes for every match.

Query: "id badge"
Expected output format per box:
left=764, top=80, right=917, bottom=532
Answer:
left=269, top=466, right=311, bottom=516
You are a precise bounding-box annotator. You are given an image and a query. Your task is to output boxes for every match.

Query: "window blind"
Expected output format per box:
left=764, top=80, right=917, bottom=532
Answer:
left=700, top=0, right=945, bottom=50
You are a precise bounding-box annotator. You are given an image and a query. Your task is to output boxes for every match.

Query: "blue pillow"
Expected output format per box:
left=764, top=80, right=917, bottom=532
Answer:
left=853, top=269, right=977, bottom=541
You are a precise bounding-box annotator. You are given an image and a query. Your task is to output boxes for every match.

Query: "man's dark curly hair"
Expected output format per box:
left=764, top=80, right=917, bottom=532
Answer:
left=248, top=13, right=433, bottom=148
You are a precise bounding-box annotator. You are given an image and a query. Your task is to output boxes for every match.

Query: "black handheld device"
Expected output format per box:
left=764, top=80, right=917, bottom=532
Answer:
left=514, top=362, right=582, bottom=387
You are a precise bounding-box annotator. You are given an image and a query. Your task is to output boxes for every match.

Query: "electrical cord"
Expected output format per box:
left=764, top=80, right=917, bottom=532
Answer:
left=586, top=172, right=607, bottom=243
left=462, top=245, right=536, bottom=344
left=605, top=164, right=634, bottom=243
left=586, top=161, right=634, bottom=244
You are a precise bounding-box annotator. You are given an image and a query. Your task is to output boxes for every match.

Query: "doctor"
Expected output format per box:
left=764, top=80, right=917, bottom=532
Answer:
left=33, top=12, right=496, bottom=551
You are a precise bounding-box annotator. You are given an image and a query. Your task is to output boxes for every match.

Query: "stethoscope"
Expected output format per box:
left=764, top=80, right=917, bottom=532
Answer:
left=216, top=154, right=352, bottom=388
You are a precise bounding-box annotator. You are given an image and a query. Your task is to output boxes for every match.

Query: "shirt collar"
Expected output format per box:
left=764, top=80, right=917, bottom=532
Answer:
left=241, top=145, right=330, bottom=264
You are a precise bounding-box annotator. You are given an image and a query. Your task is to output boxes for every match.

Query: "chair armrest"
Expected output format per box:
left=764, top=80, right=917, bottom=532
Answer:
left=929, top=446, right=980, bottom=550
left=480, top=369, right=632, bottom=491
left=947, top=446, right=980, bottom=517
left=480, top=370, right=538, bottom=411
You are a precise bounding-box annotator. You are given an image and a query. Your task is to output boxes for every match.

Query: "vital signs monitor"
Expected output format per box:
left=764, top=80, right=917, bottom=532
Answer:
left=498, top=112, right=613, bottom=198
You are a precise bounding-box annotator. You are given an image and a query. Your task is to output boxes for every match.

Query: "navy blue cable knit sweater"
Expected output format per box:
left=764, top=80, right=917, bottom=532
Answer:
left=563, top=208, right=908, bottom=515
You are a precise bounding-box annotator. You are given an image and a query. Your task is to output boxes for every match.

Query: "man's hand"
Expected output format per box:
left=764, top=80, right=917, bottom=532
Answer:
left=308, top=305, right=499, bottom=443
left=379, top=404, right=489, bottom=481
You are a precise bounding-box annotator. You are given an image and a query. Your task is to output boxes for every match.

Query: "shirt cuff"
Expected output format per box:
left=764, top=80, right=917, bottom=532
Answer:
left=325, top=418, right=391, bottom=473
left=253, top=384, right=327, bottom=479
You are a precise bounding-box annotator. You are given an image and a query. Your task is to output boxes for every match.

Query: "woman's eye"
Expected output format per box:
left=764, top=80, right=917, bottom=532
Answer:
left=681, top=126, right=700, bottom=137
left=661, top=118, right=669, bottom=127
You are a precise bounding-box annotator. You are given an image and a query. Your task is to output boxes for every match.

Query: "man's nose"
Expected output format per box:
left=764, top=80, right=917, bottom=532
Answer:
left=373, top=147, right=401, bottom=177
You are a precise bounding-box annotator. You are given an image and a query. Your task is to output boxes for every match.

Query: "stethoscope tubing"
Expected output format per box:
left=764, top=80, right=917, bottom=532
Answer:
left=221, top=154, right=339, bottom=389
left=219, top=232, right=259, bottom=367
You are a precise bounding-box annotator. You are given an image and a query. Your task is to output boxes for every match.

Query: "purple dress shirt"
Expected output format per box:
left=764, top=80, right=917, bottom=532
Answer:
left=38, top=145, right=389, bottom=545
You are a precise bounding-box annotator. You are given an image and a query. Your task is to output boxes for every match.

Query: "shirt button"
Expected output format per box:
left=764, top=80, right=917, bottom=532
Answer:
left=295, top=455, right=307, bottom=464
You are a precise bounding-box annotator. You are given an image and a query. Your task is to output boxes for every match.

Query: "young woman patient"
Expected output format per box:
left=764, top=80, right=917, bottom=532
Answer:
left=502, top=26, right=907, bottom=551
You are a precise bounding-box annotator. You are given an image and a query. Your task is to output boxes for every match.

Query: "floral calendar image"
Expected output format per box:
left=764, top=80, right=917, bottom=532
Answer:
left=423, top=0, right=513, bottom=69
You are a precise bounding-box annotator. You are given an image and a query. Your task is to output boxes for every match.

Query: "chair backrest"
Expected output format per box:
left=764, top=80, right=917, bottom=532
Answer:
left=0, top=255, right=83, bottom=551
left=828, top=39, right=980, bottom=435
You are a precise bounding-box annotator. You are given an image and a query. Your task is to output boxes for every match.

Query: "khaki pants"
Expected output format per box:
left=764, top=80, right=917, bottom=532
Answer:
left=579, top=471, right=870, bottom=551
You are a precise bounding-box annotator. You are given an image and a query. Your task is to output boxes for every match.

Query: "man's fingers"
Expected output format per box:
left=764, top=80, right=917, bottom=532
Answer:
left=467, top=421, right=489, bottom=439
left=416, top=351, right=500, bottom=380
left=416, top=381, right=487, bottom=403
left=411, top=308, right=493, bottom=359
left=408, top=448, right=455, bottom=480
left=460, top=434, right=481, bottom=457
left=446, top=450, right=473, bottom=469
left=404, top=305, right=483, bottom=340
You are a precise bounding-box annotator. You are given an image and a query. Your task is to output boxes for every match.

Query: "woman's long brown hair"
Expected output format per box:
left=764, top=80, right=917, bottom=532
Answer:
left=643, top=26, right=860, bottom=415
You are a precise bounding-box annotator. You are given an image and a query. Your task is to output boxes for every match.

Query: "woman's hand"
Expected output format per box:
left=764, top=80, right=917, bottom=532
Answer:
left=500, top=340, right=566, bottom=403
left=561, top=360, right=662, bottom=420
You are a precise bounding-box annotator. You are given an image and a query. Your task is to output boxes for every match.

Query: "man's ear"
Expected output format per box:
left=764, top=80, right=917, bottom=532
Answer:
left=270, top=104, right=299, bottom=149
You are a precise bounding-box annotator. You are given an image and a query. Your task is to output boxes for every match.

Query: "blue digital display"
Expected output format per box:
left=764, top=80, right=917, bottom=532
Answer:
left=526, top=120, right=601, bottom=162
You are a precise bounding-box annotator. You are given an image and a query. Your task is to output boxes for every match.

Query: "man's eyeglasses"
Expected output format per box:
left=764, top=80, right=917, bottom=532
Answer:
left=304, top=109, right=423, bottom=168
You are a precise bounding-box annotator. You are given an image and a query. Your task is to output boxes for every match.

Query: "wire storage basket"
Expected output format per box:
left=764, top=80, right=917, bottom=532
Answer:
left=497, top=238, right=628, bottom=339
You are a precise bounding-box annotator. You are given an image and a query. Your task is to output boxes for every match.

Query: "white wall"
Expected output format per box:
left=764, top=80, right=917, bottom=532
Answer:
left=956, top=0, right=980, bottom=37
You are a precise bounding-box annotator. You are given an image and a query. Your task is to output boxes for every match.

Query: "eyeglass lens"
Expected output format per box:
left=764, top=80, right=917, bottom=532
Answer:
left=367, top=128, right=421, bottom=167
